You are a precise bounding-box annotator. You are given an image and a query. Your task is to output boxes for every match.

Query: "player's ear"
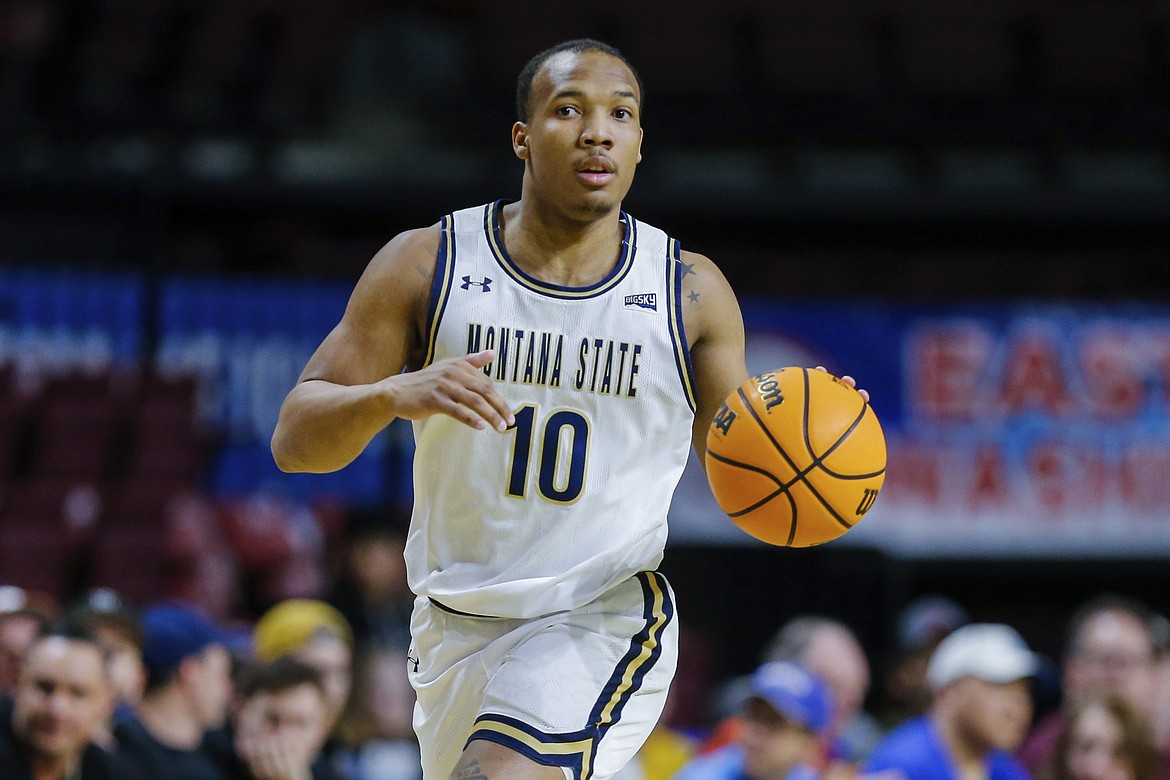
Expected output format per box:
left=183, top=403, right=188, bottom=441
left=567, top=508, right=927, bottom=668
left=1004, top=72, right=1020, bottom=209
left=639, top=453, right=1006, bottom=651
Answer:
left=512, top=122, right=529, bottom=160
left=637, top=127, right=643, bottom=164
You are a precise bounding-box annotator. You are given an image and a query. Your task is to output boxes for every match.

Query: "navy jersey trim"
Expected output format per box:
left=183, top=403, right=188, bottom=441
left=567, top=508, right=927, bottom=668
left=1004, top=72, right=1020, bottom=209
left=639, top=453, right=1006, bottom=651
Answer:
left=666, top=240, right=698, bottom=413
left=422, top=215, right=457, bottom=368
left=483, top=200, right=637, bottom=300
left=589, top=571, right=674, bottom=750
left=467, top=713, right=597, bottom=779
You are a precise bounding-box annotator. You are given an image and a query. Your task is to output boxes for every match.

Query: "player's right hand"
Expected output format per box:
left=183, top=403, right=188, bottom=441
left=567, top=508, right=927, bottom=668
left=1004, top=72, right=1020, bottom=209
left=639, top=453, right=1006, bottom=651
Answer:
left=381, top=349, right=515, bottom=431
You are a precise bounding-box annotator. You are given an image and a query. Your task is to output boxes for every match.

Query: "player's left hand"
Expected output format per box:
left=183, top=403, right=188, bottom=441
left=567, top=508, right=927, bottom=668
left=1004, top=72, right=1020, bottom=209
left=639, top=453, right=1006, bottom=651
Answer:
left=815, top=365, right=870, bottom=403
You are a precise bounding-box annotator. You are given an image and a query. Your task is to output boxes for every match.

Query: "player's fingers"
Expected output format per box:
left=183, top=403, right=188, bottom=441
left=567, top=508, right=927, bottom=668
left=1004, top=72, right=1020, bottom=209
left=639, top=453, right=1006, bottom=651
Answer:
left=464, top=349, right=497, bottom=368
left=838, top=374, right=871, bottom=402
left=453, top=382, right=513, bottom=432
left=449, top=358, right=513, bottom=430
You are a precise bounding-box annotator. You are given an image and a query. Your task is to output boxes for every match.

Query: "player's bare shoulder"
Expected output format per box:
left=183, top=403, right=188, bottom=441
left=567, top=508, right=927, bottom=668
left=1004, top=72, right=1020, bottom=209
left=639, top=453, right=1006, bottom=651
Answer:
left=355, top=224, right=443, bottom=312
left=677, top=249, right=741, bottom=348
left=297, top=223, right=443, bottom=386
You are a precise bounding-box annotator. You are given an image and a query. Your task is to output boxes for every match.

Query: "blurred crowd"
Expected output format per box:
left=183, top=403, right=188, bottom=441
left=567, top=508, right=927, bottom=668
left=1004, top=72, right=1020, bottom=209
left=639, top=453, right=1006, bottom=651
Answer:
left=0, top=500, right=421, bottom=780
left=3, top=533, right=1170, bottom=780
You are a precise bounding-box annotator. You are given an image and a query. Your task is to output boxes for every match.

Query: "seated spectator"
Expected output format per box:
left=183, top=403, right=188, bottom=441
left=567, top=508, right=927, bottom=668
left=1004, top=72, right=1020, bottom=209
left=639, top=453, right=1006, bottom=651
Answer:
left=0, top=621, right=143, bottom=779
left=704, top=615, right=881, bottom=771
left=334, top=646, right=421, bottom=780
left=862, top=623, right=1036, bottom=780
left=67, top=588, right=147, bottom=712
left=674, top=660, right=833, bottom=780
left=325, top=507, right=413, bottom=652
left=1046, top=693, right=1157, bottom=780
left=209, top=656, right=339, bottom=780
left=114, top=602, right=234, bottom=779
left=0, top=586, right=54, bottom=698
left=252, top=599, right=354, bottom=777
left=879, top=595, right=969, bottom=732
left=1020, top=595, right=1165, bottom=779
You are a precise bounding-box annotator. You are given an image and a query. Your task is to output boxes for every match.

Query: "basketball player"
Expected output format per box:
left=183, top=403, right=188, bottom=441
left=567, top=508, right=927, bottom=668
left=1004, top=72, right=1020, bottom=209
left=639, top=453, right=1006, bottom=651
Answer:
left=272, top=38, right=863, bottom=780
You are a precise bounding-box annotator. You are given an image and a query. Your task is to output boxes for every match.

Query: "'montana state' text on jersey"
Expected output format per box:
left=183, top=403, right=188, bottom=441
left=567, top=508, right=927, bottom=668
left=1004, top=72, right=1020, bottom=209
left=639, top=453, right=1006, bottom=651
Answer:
left=407, top=201, right=697, bottom=619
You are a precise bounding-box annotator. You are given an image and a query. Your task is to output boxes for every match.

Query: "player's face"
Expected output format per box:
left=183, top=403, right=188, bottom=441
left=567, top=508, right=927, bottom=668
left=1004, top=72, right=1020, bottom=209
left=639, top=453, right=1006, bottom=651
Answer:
left=514, top=50, right=643, bottom=221
left=954, top=677, right=1033, bottom=752
left=13, top=637, right=113, bottom=761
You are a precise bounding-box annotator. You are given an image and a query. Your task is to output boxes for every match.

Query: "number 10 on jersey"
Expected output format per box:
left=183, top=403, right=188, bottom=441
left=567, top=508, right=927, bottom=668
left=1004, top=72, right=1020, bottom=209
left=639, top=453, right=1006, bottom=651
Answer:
left=505, top=405, right=590, bottom=504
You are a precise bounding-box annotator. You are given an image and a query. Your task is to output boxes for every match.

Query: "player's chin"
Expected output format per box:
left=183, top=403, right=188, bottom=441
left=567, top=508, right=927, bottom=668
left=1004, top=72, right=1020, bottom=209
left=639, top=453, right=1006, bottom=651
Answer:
left=571, top=188, right=624, bottom=217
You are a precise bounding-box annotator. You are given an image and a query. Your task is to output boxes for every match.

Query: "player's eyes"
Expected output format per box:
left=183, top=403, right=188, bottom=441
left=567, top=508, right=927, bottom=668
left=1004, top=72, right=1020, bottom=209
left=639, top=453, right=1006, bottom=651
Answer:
left=555, top=106, right=579, bottom=117
left=613, top=108, right=632, bottom=120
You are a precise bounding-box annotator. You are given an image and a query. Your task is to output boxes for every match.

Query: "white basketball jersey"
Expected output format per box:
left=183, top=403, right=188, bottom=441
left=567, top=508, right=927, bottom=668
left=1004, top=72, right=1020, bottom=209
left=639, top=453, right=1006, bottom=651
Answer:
left=407, top=201, right=697, bottom=619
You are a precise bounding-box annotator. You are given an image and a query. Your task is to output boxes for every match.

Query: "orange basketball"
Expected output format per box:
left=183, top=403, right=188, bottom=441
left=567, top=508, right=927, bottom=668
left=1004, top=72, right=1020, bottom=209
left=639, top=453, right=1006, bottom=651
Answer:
left=705, top=367, right=886, bottom=547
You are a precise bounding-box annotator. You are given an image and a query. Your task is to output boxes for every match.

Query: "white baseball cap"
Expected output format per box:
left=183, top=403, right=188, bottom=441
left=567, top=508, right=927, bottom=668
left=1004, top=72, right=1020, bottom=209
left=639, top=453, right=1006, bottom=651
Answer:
left=926, top=623, right=1038, bottom=690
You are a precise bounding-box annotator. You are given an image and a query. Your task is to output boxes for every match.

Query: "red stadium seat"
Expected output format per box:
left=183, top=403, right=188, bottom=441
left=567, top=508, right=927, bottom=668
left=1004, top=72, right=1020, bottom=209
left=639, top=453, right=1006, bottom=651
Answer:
left=0, top=527, right=77, bottom=602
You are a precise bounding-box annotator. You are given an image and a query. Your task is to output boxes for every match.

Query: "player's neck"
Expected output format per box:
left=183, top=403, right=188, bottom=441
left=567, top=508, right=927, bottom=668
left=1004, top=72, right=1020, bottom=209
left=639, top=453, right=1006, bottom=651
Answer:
left=500, top=200, right=624, bottom=287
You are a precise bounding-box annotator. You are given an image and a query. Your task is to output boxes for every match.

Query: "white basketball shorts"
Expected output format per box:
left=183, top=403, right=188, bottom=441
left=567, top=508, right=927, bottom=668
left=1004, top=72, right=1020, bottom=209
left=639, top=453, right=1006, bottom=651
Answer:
left=407, top=571, right=679, bottom=780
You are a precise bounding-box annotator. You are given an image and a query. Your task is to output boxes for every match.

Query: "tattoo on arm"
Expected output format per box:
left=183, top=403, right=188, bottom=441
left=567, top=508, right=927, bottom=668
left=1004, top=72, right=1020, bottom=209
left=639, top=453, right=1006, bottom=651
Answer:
left=688, top=290, right=700, bottom=303
left=453, top=759, right=490, bottom=780
left=680, top=261, right=695, bottom=278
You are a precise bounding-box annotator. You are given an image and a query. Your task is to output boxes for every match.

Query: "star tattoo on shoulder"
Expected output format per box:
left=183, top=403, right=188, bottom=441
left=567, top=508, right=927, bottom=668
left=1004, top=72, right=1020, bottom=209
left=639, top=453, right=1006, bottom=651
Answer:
left=688, top=290, right=700, bottom=303
left=679, top=261, right=695, bottom=278
left=453, top=761, right=489, bottom=780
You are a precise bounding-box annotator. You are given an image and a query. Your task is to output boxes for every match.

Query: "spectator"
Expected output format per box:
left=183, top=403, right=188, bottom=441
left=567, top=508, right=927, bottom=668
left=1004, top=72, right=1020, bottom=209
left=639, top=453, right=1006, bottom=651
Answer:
left=674, top=660, right=833, bottom=780
left=0, top=622, right=143, bottom=779
left=334, top=646, right=421, bottom=780
left=67, top=588, right=147, bottom=711
left=1020, top=595, right=1164, bottom=779
left=705, top=616, right=881, bottom=770
left=1046, top=693, right=1157, bottom=780
left=210, top=656, right=339, bottom=780
left=0, top=586, right=53, bottom=698
left=862, top=623, right=1035, bottom=780
left=764, top=617, right=882, bottom=765
left=253, top=599, right=354, bottom=778
left=114, top=602, right=233, bottom=779
left=253, top=599, right=353, bottom=728
left=879, top=595, right=969, bottom=732
left=325, top=507, right=413, bottom=652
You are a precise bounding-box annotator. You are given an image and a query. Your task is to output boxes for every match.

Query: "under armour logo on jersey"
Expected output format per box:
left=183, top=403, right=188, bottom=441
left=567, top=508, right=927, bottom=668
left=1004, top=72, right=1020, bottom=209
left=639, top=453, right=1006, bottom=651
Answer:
left=461, top=275, right=492, bottom=292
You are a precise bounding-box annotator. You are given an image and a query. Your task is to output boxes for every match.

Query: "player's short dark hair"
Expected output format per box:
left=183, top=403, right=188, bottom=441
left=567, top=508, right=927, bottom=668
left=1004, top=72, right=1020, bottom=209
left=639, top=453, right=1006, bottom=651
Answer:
left=515, top=38, right=644, bottom=123
left=235, top=656, right=324, bottom=700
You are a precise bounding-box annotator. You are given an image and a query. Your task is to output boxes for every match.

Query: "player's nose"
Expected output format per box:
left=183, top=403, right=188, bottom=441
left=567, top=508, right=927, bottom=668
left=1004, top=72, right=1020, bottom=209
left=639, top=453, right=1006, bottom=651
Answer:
left=579, top=113, right=615, bottom=148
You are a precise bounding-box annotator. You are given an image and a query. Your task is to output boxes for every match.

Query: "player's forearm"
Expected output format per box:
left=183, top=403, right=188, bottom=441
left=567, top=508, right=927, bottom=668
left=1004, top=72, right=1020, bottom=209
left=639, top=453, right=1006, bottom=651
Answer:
left=270, top=378, right=396, bottom=473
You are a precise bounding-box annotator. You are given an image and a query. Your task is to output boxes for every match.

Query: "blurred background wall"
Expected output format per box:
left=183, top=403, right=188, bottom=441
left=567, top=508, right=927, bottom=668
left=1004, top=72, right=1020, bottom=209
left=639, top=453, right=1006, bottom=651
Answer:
left=2, top=0, right=1170, bottom=707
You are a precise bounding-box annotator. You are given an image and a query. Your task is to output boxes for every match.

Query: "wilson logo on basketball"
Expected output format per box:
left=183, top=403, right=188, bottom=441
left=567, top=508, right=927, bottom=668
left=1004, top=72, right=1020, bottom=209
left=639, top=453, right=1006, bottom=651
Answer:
left=753, top=372, right=785, bottom=411
left=855, top=488, right=880, bottom=516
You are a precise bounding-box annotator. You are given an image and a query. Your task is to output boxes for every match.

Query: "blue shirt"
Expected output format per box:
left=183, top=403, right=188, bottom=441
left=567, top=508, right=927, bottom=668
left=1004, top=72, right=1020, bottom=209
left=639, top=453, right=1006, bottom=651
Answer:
left=673, top=745, right=820, bottom=780
left=862, top=717, right=1030, bottom=780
